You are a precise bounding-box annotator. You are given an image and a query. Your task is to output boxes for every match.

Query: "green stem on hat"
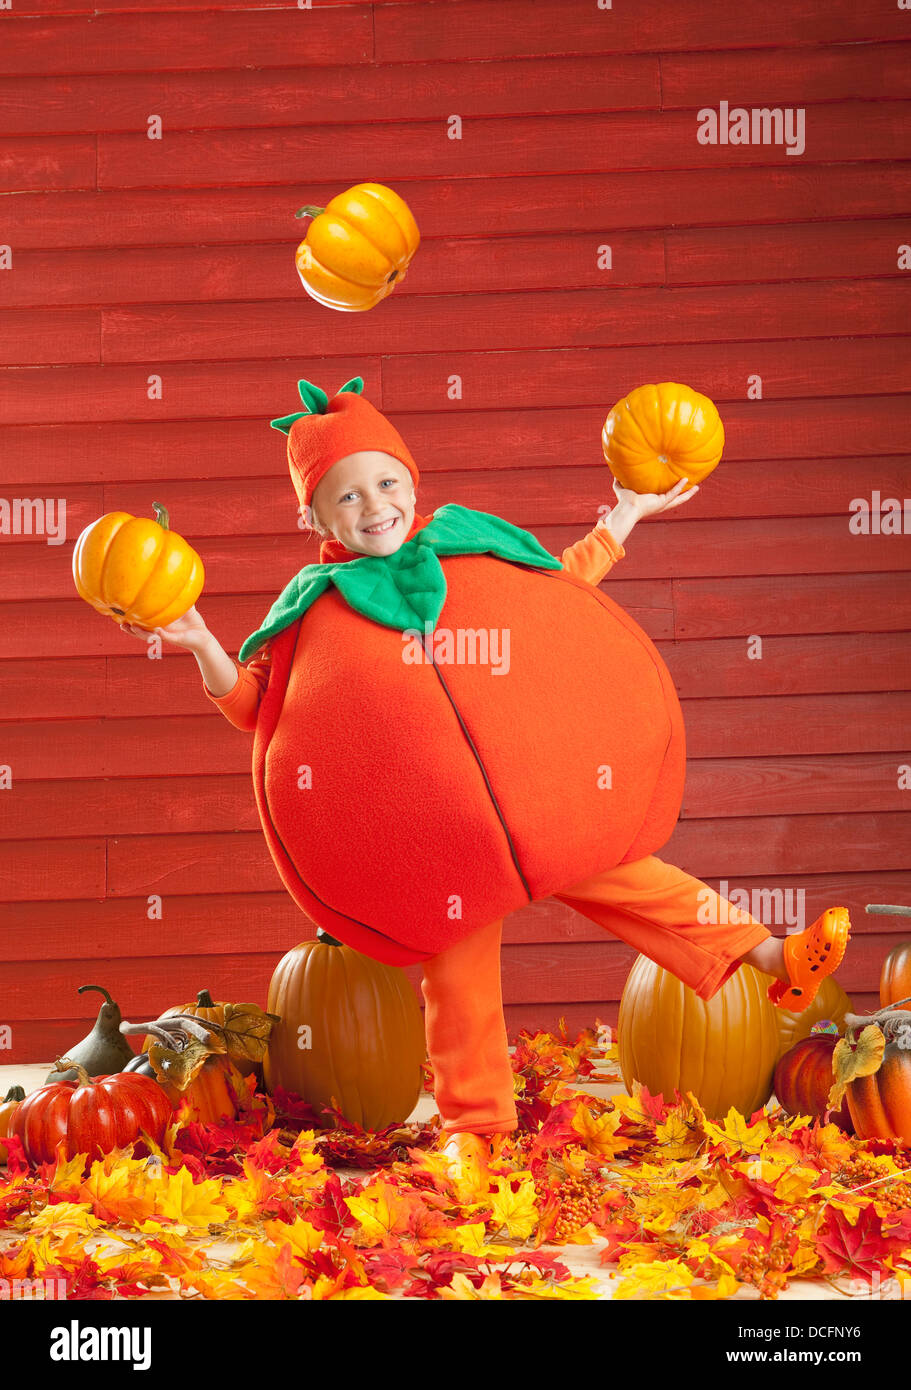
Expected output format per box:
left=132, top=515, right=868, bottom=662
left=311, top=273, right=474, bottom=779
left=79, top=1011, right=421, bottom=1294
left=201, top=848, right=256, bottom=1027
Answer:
left=152, top=502, right=170, bottom=531
left=295, top=205, right=325, bottom=219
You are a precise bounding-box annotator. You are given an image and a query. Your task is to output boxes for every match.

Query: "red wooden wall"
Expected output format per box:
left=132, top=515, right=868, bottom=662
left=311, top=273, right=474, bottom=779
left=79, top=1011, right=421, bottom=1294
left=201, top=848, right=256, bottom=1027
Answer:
left=1, top=0, right=910, bottom=1062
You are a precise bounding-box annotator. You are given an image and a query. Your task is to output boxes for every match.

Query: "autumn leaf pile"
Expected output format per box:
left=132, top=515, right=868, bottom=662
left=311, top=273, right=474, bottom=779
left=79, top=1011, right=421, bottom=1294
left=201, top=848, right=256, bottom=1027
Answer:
left=1, top=1019, right=910, bottom=1301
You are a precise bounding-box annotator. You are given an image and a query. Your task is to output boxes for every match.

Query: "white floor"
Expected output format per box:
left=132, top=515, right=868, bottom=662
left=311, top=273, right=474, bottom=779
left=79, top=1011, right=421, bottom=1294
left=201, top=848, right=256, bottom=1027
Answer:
left=0, top=1060, right=889, bottom=1302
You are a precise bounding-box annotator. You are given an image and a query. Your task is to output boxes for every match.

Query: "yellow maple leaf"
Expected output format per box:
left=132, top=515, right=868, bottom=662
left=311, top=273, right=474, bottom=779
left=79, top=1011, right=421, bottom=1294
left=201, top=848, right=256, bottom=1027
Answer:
left=180, top=1268, right=251, bottom=1300
left=439, top=1269, right=504, bottom=1300
left=27, top=1201, right=101, bottom=1235
left=486, top=1174, right=539, bottom=1241
left=152, top=1165, right=230, bottom=1229
left=515, top=1273, right=601, bottom=1300
left=79, top=1163, right=159, bottom=1227
left=328, top=1284, right=391, bottom=1300
left=47, top=1149, right=92, bottom=1194
left=261, top=1216, right=323, bottom=1261
left=571, top=1102, right=628, bottom=1158
left=612, top=1257, right=696, bottom=1300
left=94, top=1245, right=165, bottom=1283
left=655, top=1111, right=702, bottom=1160
left=344, top=1181, right=418, bottom=1245
left=690, top=1271, right=741, bottom=1300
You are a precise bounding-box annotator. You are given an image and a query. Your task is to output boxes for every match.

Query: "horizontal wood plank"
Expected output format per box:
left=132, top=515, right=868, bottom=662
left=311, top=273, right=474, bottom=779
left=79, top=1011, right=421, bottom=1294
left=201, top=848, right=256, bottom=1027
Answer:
left=4, top=168, right=909, bottom=250
left=374, top=0, right=910, bottom=62
left=95, top=107, right=911, bottom=191
left=96, top=281, right=911, bottom=363
left=0, top=10, right=372, bottom=76
left=6, top=221, right=909, bottom=310
left=3, top=349, right=910, bottom=428
left=0, top=55, right=658, bottom=136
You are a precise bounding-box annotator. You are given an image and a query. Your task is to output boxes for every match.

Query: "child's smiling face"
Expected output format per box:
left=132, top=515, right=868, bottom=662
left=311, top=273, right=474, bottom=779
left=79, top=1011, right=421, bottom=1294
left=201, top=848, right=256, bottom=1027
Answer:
left=310, top=452, right=417, bottom=556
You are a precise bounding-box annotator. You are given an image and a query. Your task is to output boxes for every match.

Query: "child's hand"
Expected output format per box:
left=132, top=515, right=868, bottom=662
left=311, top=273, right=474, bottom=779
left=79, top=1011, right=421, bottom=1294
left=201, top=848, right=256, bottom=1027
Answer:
left=118, top=604, right=212, bottom=653
left=612, top=475, right=699, bottom=519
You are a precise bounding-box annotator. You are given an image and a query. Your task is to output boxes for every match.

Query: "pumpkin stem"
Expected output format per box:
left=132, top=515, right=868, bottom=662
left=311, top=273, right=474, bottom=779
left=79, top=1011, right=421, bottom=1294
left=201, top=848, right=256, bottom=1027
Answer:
left=51, top=1056, right=93, bottom=1086
left=3, top=1086, right=25, bottom=1103
left=316, top=928, right=343, bottom=947
left=295, top=205, right=325, bottom=219
left=152, top=502, right=170, bottom=531
left=196, top=990, right=216, bottom=1008
left=77, top=984, right=115, bottom=1006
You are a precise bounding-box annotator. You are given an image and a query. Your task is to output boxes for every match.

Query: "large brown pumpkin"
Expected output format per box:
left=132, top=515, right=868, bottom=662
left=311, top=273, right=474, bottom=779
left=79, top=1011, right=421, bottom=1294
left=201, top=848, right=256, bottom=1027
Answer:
left=618, top=956, right=781, bottom=1121
left=880, top=940, right=911, bottom=1014
left=263, top=930, right=426, bottom=1131
left=773, top=1032, right=853, bottom=1132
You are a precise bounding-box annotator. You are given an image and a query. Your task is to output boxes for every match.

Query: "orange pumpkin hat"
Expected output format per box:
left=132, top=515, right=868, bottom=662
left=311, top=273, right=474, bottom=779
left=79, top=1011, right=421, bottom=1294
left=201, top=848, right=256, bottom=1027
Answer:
left=270, top=376, right=420, bottom=517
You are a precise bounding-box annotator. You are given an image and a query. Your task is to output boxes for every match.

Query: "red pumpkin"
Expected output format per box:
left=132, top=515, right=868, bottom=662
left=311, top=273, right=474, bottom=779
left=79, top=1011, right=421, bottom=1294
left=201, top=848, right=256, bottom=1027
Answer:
left=773, top=1033, right=853, bottom=1132
left=9, top=1065, right=172, bottom=1166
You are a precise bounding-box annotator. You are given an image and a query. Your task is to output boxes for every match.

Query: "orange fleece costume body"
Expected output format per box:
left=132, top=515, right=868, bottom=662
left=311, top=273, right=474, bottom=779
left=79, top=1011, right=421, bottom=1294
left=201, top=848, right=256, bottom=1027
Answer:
left=206, top=512, right=772, bottom=1135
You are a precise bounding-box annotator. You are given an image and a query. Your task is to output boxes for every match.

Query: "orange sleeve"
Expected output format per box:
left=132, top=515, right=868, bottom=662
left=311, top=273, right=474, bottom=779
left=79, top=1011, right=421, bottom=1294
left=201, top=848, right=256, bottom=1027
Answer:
left=203, top=647, right=272, bottom=732
left=560, top=523, right=625, bottom=585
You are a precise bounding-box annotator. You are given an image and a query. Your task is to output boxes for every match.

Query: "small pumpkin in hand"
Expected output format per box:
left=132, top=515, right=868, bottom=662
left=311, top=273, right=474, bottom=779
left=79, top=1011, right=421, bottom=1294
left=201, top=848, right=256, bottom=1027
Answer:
left=72, top=502, right=204, bottom=631
left=294, top=182, right=420, bottom=311
left=10, top=1060, right=173, bottom=1167
left=0, top=1085, right=26, bottom=1163
left=602, top=382, right=724, bottom=495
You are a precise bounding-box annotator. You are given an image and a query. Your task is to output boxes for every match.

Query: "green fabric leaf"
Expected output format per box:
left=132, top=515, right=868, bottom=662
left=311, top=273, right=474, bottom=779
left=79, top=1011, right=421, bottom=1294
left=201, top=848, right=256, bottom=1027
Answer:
left=237, top=503, right=563, bottom=662
left=269, top=378, right=363, bottom=433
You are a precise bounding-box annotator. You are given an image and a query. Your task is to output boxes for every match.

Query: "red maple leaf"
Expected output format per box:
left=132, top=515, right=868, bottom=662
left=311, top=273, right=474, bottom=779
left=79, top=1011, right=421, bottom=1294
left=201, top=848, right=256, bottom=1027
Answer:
left=816, top=1205, right=895, bottom=1285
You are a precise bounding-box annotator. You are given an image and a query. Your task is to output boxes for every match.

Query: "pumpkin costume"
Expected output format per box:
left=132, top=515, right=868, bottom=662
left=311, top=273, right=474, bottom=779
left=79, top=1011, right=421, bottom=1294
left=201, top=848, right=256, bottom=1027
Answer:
left=204, top=378, right=842, bottom=1137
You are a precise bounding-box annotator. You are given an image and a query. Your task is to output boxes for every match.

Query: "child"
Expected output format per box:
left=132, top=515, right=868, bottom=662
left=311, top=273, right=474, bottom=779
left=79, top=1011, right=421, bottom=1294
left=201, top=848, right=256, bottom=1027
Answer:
left=119, top=378, right=850, bottom=1160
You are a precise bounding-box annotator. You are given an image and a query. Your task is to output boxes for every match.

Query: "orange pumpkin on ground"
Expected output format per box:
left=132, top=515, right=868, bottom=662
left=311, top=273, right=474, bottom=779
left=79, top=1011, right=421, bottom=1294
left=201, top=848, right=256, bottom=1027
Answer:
left=880, top=939, right=911, bottom=1013
left=845, top=1039, right=911, bottom=1144
left=142, top=989, right=257, bottom=1077
left=0, top=1086, right=25, bottom=1163
left=618, top=956, right=780, bottom=1121
left=9, top=1065, right=172, bottom=1167
left=123, top=1052, right=253, bottom=1125
left=773, top=1031, right=853, bottom=1132
left=263, top=930, right=426, bottom=1131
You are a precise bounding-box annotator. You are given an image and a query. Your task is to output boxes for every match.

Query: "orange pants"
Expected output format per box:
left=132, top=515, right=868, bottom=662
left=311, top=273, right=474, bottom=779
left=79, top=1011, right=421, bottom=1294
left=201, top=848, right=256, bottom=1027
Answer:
left=420, top=854, right=773, bottom=1135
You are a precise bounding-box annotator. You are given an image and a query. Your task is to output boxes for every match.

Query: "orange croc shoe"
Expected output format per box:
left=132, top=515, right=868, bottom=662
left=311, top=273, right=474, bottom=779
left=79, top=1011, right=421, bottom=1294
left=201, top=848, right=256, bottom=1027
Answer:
left=767, top=906, right=851, bottom=1011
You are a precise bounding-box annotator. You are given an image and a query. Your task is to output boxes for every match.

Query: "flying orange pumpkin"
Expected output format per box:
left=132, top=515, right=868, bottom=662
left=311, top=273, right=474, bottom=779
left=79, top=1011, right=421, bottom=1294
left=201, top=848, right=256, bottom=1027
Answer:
left=294, top=182, right=420, bottom=311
